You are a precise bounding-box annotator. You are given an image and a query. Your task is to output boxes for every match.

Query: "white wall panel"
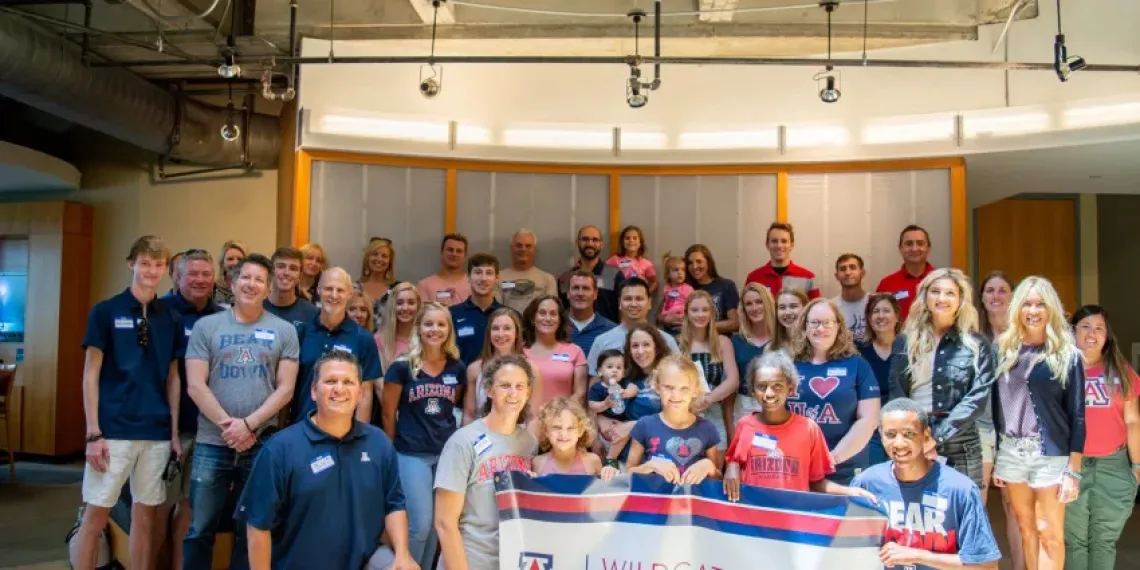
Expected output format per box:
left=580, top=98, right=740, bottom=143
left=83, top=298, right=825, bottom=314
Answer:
left=455, top=172, right=608, bottom=274
left=309, top=161, right=446, bottom=283
left=788, top=169, right=952, bottom=299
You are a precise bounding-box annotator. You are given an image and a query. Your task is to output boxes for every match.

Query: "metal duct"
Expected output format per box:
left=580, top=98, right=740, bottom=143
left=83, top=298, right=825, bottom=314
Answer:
left=0, top=12, right=280, bottom=168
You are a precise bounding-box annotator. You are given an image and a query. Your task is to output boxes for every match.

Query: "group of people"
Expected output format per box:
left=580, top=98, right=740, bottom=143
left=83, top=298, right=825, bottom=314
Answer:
left=70, top=219, right=1138, bottom=570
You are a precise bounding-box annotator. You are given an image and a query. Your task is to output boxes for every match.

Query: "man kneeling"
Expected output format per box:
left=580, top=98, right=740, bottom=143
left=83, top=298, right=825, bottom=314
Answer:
left=852, top=398, right=1001, bottom=570
left=235, top=350, right=417, bottom=570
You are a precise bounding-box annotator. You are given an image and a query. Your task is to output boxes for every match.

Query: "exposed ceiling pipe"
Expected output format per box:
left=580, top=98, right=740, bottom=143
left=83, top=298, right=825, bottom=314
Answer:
left=99, top=54, right=1140, bottom=73
left=0, top=12, right=280, bottom=168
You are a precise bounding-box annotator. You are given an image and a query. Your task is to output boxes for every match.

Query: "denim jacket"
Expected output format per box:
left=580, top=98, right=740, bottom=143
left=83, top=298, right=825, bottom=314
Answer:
left=992, top=350, right=1086, bottom=457
left=888, top=330, right=996, bottom=446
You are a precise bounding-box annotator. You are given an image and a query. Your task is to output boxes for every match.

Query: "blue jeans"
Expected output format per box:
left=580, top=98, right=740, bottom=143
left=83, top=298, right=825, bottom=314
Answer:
left=398, top=452, right=440, bottom=570
left=183, top=442, right=260, bottom=570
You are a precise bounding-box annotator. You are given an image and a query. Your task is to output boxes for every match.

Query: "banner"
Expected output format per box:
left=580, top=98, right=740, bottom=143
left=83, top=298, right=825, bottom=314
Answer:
left=495, top=472, right=887, bottom=570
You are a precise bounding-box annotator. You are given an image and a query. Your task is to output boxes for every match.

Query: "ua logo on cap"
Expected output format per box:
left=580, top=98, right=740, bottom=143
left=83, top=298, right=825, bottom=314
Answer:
left=518, top=552, right=553, bottom=570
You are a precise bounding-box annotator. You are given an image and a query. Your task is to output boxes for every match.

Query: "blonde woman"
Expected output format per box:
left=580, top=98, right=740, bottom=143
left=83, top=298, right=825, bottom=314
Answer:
left=213, top=239, right=246, bottom=307
left=678, top=291, right=739, bottom=445
left=730, top=283, right=776, bottom=424
left=346, top=290, right=376, bottom=333
left=357, top=238, right=400, bottom=321
left=887, top=268, right=995, bottom=490
left=298, top=242, right=327, bottom=302
left=992, top=276, right=1085, bottom=570
left=772, top=288, right=809, bottom=352
left=375, top=282, right=421, bottom=373
left=462, top=307, right=530, bottom=424
left=790, top=298, right=880, bottom=485
left=381, top=302, right=465, bottom=570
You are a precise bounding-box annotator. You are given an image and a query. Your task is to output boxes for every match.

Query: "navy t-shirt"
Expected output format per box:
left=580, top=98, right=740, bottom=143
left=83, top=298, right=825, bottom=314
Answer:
left=625, top=375, right=663, bottom=421
left=587, top=379, right=633, bottom=421
left=293, top=317, right=383, bottom=422
left=630, top=414, right=720, bottom=472
left=731, top=335, right=767, bottom=396
left=235, top=418, right=405, bottom=570
left=852, top=462, right=1001, bottom=570
left=263, top=298, right=320, bottom=330
left=163, top=291, right=222, bottom=434
left=449, top=298, right=507, bottom=367
left=858, top=341, right=893, bottom=406
left=384, top=358, right=465, bottom=454
left=81, top=289, right=184, bottom=441
left=791, top=354, right=880, bottom=481
left=695, top=278, right=740, bottom=322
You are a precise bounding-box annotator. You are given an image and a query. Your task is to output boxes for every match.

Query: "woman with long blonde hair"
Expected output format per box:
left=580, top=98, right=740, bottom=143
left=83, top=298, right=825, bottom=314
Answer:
left=678, top=290, right=739, bottom=445
left=992, top=276, right=1085, bottom=570
left=730, top=283, right=776, bottom=424
left=790, top=298, right=880, bottom=485
left=772, top=288, right=809, bottom=352
left=381, top=301, right=465, bottom=570
left=356, top=238, right=400, bottom=322
left=213, top=239, right=247, bottom=307
left=375, top=282, right=421, bottom=373
left=887, top=268, right=995, bottom=490
left=298, top=242, right=327, bottom=302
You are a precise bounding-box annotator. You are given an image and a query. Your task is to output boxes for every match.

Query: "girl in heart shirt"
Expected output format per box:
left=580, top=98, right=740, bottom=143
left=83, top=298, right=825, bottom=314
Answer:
left=790, top=299, right=881, bottom=485
left=626, top=355, right=722, bottom=484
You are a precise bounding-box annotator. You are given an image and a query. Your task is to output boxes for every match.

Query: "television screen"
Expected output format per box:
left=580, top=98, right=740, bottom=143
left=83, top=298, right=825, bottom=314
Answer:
left=0, top=273, right=27, bottom=342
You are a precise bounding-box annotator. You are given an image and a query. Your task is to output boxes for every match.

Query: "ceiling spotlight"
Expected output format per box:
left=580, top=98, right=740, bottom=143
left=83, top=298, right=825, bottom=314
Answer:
left=626, top=65, right=648, bottom=109
left=220, top=103, right=240, bottom=142
left=217, top=50, right=241, bottom=79
left=814, top=67, right=841, bottom=103
left=419, top=65, right=442, bottom=98
left=1053, top=34, right=1086, bottom=82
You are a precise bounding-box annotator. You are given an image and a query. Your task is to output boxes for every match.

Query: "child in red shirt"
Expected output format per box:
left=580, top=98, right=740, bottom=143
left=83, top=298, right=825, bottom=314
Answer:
left=724, top=350, right=875, bottom=500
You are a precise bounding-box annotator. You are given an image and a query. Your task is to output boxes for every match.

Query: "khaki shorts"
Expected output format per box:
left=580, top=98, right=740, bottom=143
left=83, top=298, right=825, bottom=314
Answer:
left=163, top=435, right=196, bottom=507
left=82, top=439, right=171, bottom=508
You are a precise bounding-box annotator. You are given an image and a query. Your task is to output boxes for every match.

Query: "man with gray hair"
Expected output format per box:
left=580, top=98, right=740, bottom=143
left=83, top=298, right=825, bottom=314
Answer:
left=497, top=228, right=557, bottom=313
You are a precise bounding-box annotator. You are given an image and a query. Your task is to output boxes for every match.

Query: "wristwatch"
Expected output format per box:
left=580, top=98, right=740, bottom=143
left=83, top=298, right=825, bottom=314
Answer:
left=85, top=432, right=104, bottom=443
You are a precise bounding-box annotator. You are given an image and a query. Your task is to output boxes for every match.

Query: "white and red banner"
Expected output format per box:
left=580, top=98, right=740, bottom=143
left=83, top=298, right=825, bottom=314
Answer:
left=495, top=472, right=887, bottom=570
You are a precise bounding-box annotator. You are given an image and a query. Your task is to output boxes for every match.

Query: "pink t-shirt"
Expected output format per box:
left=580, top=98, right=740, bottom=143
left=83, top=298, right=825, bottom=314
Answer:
left=525, top=342, right=587, bottom=410
left=416, top=274, right=470, bottom=307
left=606, top=255, right=657, bottom=281
left=1082, top=364, right=1138, bottom=457
left=375, top=333, right=411, bottom=369
left=660, top=283, right=695, bottom=317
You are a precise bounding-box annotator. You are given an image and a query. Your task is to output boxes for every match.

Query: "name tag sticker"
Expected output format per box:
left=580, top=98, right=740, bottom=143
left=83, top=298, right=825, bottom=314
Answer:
left=310, top=453, right=335, bottom=474
left=894, top=289, right=910, bottom=301
left=551, top=353, right=571, bottom=363
left=473, top=434, right=492, bottom=457
left=184, top=327, right=192, bottom=337
left=254, top=329, right=276, bottom=341
left=500, top=281, right=516, bottom=290
left=619, top=260, right=631, bottom=268
left=442, top=374, right=458, bottom=385
left=922, top=491, right=949, bottom=511
left=668, top=290, right=680, bottom=298
left=114, top=317, right=134, bottom=329
left=826, top=368, right=848, bottom=377
left=752, top=433, right=777, bottom=451
left=332, top=344, right=353, bottom=354
left=436, top=290, right=452, bottom=300
left=457, top=326, right=475, bottom=338
left=596, top=278, right=605, bottom=289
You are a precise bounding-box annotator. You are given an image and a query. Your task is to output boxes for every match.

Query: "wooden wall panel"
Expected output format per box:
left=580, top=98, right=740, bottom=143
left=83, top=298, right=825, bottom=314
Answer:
left=976, top=198, right=1078, bottom=312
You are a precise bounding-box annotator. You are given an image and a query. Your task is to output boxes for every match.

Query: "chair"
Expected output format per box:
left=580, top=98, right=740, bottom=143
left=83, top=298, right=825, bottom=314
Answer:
left=0, top=363, right=17, bottom=483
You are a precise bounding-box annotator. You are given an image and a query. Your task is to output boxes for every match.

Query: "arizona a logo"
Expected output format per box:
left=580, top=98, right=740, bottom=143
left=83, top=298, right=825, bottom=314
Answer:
left=235, top=347, right=255, bottom=364
left=518, top=552, right=553, bottom=570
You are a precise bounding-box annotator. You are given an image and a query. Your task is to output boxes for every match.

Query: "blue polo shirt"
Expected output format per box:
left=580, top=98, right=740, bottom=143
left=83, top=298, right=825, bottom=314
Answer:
left=81, top=288, right=183, bottom=441
left=263, top=297, right=320, bottom=330
left=293, top=316, right=382, bottom=422
left=384, top=358, right=465, bottom=454
left=448, top=297, right=506, bottom=365
left=162, top=291, right=222, bottom=434
left=234, top=417, right=405, bottom=570
left=569, top=314, right=617, bottom=358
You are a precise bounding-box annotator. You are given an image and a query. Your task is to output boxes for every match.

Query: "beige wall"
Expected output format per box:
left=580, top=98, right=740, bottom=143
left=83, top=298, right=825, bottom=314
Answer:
left=1097, top=194, right=1139, bottom=357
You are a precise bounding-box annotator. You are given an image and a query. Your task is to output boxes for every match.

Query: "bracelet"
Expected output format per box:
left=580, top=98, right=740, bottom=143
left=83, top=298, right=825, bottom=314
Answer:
left=1064, top=468, right=1083, bottom=481
left=1131, top=463, right=1140, bottom=470
left=242, top=418, right=253, bottom=432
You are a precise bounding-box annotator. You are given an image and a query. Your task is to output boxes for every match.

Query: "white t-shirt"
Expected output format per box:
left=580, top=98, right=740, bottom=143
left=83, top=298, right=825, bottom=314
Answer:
left=831, top=294, right=869, bottom=343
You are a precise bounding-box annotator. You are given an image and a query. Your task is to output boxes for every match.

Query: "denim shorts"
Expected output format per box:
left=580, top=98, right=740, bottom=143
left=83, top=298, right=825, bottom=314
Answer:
left=995, top=435, right=1068, bottom=488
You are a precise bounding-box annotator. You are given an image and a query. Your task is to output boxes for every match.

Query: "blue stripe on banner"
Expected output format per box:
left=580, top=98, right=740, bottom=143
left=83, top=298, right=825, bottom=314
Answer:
left=499, top=507, right=882, bottom=549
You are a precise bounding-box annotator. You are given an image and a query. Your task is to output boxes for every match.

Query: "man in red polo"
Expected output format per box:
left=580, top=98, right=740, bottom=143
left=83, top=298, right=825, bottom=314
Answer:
left=745, top=222, right=821, bottom=299
left=876, top=225, right=935, bottom=321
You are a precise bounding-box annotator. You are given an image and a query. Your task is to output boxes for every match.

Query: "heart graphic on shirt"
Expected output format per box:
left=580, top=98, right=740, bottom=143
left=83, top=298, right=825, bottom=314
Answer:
left=809, top=376, right=840, bottom=399
left=665, top=437, right=703, bottom=466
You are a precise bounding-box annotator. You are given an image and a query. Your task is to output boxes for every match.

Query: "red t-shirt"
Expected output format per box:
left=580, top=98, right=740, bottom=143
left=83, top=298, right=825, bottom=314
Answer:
left=726, top=413, right=834, bottom=491
left=1082, top=364, right=1138, bottom=457
left=744, top=261, right=821, bottom=299
left=875, top=263, right=934, bottom=321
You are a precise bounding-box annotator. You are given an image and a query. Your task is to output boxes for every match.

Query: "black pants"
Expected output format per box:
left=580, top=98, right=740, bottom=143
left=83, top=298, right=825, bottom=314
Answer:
left=939, top=432, right=984, bottom=489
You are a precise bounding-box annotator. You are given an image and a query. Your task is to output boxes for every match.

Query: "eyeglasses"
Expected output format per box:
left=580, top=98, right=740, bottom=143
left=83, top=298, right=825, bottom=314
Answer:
left=807, top=319, right=838, bottom=330
left=136, top=315, right=150, bottom=348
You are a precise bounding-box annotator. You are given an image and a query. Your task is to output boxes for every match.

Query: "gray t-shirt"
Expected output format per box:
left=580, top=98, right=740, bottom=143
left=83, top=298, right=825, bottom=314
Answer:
left=496, top=266, right=558, bottom=314
left=434, top=420, right=538, bottom=570
left=186, top=310, right=300, bottom=446
left=831, top=294, right=868, bottom=343
left=585, top=323, right=680, bottom=376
